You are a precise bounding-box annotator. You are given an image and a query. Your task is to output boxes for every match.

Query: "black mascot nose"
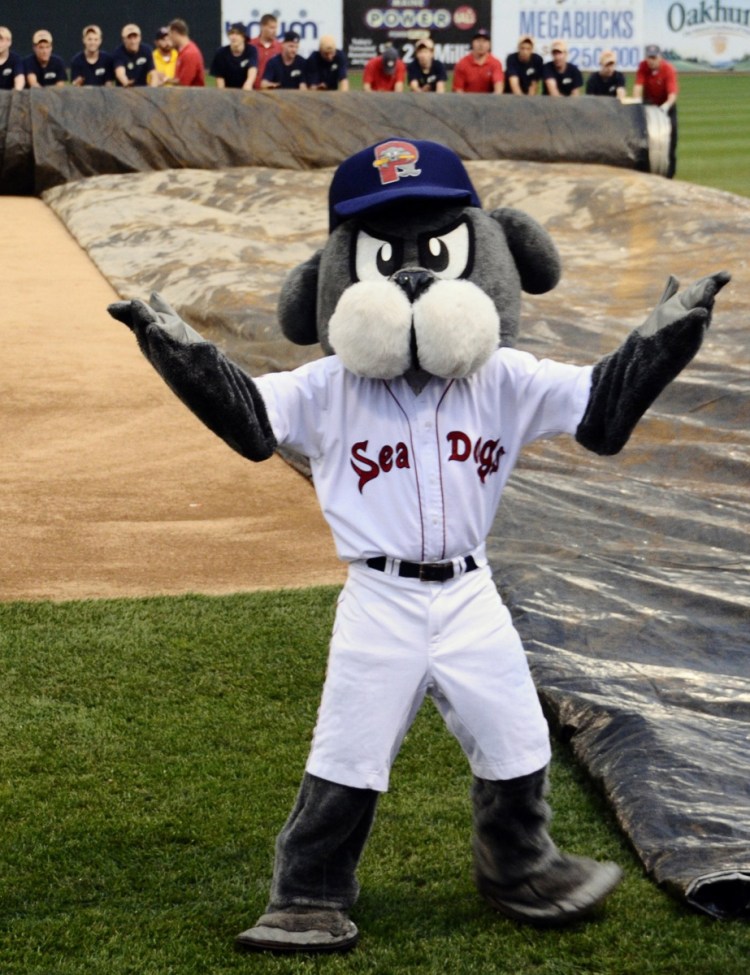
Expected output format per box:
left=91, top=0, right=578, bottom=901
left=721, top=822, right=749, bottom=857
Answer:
left=392, top=269, right=435, bottom=302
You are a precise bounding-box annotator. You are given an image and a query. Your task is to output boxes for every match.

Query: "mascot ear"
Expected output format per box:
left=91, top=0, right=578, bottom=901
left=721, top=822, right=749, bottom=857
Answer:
left=278, top=250, right=322, bottom=346
left=489, top=208, right=561, bottom=295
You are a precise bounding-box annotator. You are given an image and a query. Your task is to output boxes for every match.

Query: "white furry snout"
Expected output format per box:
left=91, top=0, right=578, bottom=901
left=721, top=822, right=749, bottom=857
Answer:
left=413, top=280, right=500, bottom=378
left=328, top=282, right=413, bottom=379
left=327, top=278, right=500, bottom=381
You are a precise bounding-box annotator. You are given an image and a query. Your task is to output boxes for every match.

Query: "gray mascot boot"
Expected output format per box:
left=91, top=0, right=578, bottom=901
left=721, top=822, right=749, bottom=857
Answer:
left=472, top=768, right=622, bottom=924
left=235, top=773, right=379, bottom=953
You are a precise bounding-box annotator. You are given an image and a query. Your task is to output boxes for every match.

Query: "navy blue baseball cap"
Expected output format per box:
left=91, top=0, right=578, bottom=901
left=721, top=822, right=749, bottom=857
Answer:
left=328, top=138, right=481, bottom=231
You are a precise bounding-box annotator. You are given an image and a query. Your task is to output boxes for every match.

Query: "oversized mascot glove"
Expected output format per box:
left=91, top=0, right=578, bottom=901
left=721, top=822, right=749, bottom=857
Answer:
left=575, top=271, right=730, bottom=456
left=108, top=293, right=277, bottom=462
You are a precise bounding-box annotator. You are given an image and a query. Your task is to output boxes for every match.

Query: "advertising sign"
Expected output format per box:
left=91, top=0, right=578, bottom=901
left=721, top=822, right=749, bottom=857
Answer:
left=492, top=0, right=645, bottom=71
left=220, top=2, right=343, bottom=58
left=344, top=1, right=493, bottom=68
left=645, top=0, right=750, bottom=67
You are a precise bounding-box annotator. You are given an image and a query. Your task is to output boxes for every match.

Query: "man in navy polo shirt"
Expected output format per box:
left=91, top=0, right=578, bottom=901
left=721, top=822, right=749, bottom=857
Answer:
left=113, top=23, right=157, bottom=87
left=0, top=26, right=25, bottom=90
left=211, top=22, right=258, bottom=89
left=306, top=35, right=349, bottom=91
left=70, top=24, right=115, bottom=87
left=261, top=30, right=307, bottom=89
left=543, top=39, right=583, bottom=96
left=24, top=29, right=67, bottom=87
left=504, top=35, right=543, bottom=95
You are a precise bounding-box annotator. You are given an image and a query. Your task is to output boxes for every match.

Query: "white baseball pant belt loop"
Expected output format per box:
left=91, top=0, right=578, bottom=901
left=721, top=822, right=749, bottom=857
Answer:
left=364, top=549, right=485, bottom=582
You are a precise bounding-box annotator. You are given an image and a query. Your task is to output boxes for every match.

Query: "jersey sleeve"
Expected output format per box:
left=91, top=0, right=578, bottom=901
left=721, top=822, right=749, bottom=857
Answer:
left=253, top=361, right=331, bottom=460
left=497, top=350, right=593, bottom=444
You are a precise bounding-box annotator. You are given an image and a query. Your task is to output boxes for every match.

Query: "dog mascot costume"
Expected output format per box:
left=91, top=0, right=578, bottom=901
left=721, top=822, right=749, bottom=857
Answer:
left=109, top=138, right=729, bottom=953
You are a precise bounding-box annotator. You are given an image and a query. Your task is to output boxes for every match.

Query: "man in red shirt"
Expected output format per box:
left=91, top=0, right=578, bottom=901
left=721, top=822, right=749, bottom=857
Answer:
left=363, top=47, right=405, bottom=92
left=633, top=44, right=678, bottom=178
left=168, top=18, right=205, bottom=86
left=250, top=13, right=282, bottom=90
left=452, top=28, right=504, bottom=93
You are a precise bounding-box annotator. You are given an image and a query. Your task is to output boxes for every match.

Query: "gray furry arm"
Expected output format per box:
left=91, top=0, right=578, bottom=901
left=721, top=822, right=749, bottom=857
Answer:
left=108, top=294, right=277, bottom=462
left=575, top=271, right=730, bottom=456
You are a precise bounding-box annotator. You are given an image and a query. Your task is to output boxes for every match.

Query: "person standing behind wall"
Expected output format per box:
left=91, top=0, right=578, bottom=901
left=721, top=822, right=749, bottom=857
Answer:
left=113, top=24, right=157, bottom=87
left=168, top=19, right=205, bottom=87
left=250, top=14, right=282, bottom=90
left=70, top=25, right=114, bottom=87
left=407, top=38, right=447, bottom=92
left=633, top=44, right=678, bottom=178
left=504, top=35, right=543, bottom=95
left=452, top=28, right=504, bottom=93
left=211, top=23, right=258, bottom=90
left=0, top=26, right=25, bottom=90
left=306, top=36, right=349, bottom=91
left=152, top=27, right=178, bottom=86
left=363, top=46, right=406, bottom=92
left=24, top=29, right=67, bottom=87
left=542, top=39, right=583, bottom=96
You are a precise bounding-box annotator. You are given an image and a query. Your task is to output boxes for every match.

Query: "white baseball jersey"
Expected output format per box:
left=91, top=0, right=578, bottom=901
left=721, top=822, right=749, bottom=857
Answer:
left=254, top=348, right=593, bottom=564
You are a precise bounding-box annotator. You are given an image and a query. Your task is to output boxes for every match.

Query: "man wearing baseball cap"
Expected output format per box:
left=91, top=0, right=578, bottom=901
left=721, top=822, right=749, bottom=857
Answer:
left=585, top=50, right=626, bottom=101
left=363, top=45, right=405, bottom=92
left=210, top=23, right=258, bottom=90
left=542, top=39, right=583, bottom=97
left=452, top=28, right=504, bottom=93
left=633, top=44, right=679, bottom=178
left=503, top=34, right=543, bottom=95
left=407, top=37, right=447, bottom=93
left=24, top=29, right=67, bottom=87
left=112, top=24, right=157, bottom=87
left=260, top=30, right=307, bottom=89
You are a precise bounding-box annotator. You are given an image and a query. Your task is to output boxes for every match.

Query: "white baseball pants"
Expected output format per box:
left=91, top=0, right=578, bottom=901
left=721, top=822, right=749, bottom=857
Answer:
left=305, top=559, right=551, bottom=792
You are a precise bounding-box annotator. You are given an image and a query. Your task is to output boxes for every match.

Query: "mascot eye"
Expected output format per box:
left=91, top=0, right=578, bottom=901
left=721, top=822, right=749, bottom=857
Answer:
left=419, top=220, right=472, bottom=279
left=354, top=230, right=403, bottom=281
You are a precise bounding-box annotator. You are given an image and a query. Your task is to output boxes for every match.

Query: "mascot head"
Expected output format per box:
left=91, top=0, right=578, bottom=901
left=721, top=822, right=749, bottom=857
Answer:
left=278, top=138, right=561, bottom=387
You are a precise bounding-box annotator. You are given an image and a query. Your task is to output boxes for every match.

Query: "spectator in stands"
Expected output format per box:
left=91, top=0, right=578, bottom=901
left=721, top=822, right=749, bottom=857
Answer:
left=452, top=28, right=503, bottom=93
left=113, top=24, right=157, bottom=87
left=152, top=26, right=177, bottom=86
left=543, top=39, right=583, bottom=96
left=70, top=25, right=114, bottom=87
left=586, top=50, right=626, bottom=100
left=504, top=35, right=543, bottom=95
left=306, top=35, right=349, bottom=91
left=24, top=29, right=67, bottom=87
left=363, top=46, right=405, bottom=92
left=211, top=23, right=258, bottom=90
left=261, top=30, right=307, bottom=89
left=407, top=37, right=446, bottom=92
left=0, top=26, right=25, bottom=90
left=168, top=19, right=205, bottom=87
left=250, top=13, right=282, bottom=90
left=633, top=44, right=679, bottom=178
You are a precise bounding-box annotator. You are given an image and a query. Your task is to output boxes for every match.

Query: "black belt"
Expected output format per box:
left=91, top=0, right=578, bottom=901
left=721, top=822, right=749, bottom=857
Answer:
left=365, top=555, right=478, bottom=583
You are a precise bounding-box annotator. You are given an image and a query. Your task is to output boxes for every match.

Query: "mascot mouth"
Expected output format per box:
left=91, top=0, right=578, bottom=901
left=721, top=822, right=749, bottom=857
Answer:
left=328, top=278, right=500, bottom=381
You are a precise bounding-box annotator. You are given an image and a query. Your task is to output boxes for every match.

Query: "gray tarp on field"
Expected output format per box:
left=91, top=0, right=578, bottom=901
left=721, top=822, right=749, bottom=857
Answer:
left=0, top=87, right=665, bottom=195
left=44, top=159, right=750, bottom=920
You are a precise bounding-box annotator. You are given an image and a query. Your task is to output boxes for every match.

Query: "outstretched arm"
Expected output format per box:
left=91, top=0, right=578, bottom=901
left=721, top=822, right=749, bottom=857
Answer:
left=108, top=294, right=277, bottom=462
left=575, top=271, right=730, bottom=456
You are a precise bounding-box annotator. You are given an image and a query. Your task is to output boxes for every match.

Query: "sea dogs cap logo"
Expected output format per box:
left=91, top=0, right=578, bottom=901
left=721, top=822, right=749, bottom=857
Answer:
left=328, top=137, right=482, bottom=231
left=373, top=140, right=421, bottom=185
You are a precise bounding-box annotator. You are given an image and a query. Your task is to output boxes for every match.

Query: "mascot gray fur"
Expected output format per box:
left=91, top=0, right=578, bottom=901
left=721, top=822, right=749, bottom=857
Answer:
left=108, top=138, right=729, bottom=954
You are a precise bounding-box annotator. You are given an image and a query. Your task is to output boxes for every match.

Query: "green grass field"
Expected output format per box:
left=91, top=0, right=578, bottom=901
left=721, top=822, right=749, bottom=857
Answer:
left=2, top=593, right=750, bottom=975
left=2, top=72, right=749, bottom=975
